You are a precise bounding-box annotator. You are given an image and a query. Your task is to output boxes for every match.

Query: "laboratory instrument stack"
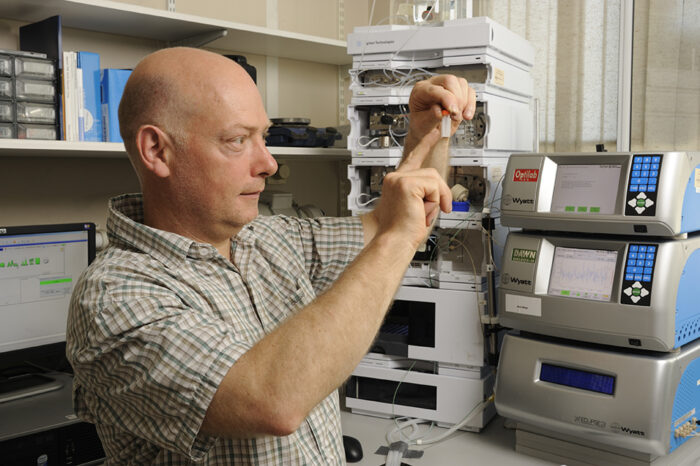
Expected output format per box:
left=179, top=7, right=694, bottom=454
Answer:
left=494, top=151, right=700, bottom=465
left=343, top=17, right=536, bottom=431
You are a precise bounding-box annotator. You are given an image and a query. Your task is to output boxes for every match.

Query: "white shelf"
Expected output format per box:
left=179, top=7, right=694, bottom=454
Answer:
left=0, top=139, right=350, bottom=160
left=0, top=0, right=350, bottom=65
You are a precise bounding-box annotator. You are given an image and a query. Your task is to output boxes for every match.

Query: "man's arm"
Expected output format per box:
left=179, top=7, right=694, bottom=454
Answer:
left=201, top=75, right=475, bottom=438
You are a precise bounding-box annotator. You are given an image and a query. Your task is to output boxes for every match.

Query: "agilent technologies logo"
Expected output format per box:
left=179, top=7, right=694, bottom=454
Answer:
left=513, top=168, right=539, bottom=182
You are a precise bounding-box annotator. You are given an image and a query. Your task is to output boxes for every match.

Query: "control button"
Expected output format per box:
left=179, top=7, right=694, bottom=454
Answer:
left=641, top=288, right=650, bottom=297
left=641, top=170, right=650, bottom=177
left=625, top=274, right=635, bottom=281
left=633, top=163, right=642, bottom=171
left=638, top=193, right=648, bottom=200
left=645, top=198, right=655, bottom=208
left=634, top=156, right=644, bottom=163
left=639, top=246, right=647, bottom=252
left=627, top=259, right=637, bottom=267
left=624, top=287, right=633, bottom=296
left=632, top=288, right=641, bottom=296
left=643, top=156, right=652, bottom=164
left=644, top=267, right=653, bottom=275
left=629, top=252, right=637, bottom=259
left=628, top=198, right=638, bottom=208
left=642, top=163, right=651, bottom=170
left=647, top=246, right=656, bottom=252
left=635, top=207, right=645, bottom=214
left=643, top=275, right=652, bottom=282
left=650, top=170, right=659, bottom=177
left=629, top=185, right=639, bottom=193
left=651, top=163, right=660, bottom=170
left=634, top=274, right=643, bottom=281
left=647, top=185, right=656, bottom=192
left=647, top=253, right=655, bottom=260
left=629, top=245, right=639, bottom=252
left=633, top=281, right=642, bottom=287
left=631, top=177, right=643, bottom=185
left=631, top=170, right=641, bottom=178
left=652, top=156, right=661, bottom=163
left=638, top=185, right=648, bottom=193
left=647, top=178, right=657, bottom=185
left=645, top=260, right=654, bottom=267
left=638, top=253, right=646, bottom=259
left=631, top=295, right=641, bottom=303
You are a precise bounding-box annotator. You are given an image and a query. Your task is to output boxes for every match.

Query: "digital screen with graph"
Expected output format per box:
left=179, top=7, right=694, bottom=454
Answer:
left=0, top=223, right=95, bottom=353
left=547, top=246, right=618, bottom=302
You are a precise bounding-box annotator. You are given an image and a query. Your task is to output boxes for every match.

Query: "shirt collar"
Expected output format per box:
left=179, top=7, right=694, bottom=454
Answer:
left=106, top=193, right=222, bottom=268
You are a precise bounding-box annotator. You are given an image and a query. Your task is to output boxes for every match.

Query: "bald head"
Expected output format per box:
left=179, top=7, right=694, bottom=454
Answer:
left=118, top=47, right=257, bottom=177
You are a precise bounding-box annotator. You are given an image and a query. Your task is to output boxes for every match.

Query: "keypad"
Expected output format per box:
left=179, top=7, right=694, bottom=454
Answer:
left=626, top=155, right=662, bottom=216
left=621, top=243, right=657, bottom=306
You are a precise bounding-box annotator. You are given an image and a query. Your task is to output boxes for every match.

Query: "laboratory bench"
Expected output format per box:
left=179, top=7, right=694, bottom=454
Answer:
left=340, top=411, right=558, bottom=465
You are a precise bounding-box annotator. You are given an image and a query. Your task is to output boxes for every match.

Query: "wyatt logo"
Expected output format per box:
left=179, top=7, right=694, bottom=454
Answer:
left=509, top=276, right=532, bottom=286
left=513, top=168, right=539, bottom=182
left=512, top=248, right=537, bottom=263
left=512, top=197, right=535, bottom=205
left=610, top=422, right=646, bottom=437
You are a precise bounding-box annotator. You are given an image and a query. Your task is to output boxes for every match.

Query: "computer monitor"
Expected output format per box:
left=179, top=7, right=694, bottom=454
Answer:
left=0, top=223, right=95, bottom=402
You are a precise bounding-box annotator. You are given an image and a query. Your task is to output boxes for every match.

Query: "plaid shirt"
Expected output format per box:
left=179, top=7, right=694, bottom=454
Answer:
left=67, top=194, right=364, bottom=465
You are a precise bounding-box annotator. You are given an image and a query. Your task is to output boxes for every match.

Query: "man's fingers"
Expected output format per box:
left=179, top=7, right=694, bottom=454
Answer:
left=464, top=86, right=476, bottom=120
left=397, top=128, right=441, bottom=172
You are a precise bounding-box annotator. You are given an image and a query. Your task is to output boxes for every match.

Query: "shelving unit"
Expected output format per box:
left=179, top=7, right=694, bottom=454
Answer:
left=0, top=139, right=349, bottom=159
left=0, top=1, right=353, bottom=224
left=0, top=0, right=350, bottom=65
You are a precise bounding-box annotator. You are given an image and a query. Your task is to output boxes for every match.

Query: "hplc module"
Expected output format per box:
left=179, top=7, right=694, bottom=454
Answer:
left=500, top=152, right=700, bottom=236
left=495, top=332, right=700, bottom=457
left=498, top=231, right=700, bottom=351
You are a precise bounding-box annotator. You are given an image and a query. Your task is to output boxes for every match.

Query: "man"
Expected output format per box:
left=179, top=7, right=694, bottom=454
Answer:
left=67, top=47, right=475, bottom=464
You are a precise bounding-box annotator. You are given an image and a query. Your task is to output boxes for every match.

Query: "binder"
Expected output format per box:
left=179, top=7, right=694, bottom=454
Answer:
left=100, top=69, right=131, bottom=143
left=77, top=52, right=101, bottom=142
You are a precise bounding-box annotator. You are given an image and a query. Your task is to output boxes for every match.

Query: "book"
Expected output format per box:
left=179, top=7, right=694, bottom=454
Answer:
left=76, top=52, right=101, bottom=142
left=61, top=51, right=81, bottom=141
left=100, top=69, right=132, bottom=143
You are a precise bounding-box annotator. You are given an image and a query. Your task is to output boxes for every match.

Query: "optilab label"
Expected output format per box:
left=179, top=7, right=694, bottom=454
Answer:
left=513, top=169, right=539, bottom=182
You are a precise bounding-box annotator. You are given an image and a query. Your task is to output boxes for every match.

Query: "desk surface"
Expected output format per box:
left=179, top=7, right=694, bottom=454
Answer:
left=340, top=411, right=558, bottom=465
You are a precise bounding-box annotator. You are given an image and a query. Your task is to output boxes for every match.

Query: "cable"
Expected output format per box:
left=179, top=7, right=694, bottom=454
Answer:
left=356, top=192, right=379, bottom=207
left=416, top=394, right=495, bottom=445
left=357, top=135, right=379, bottom=148
left=383, top=394, right=495, bottom=455
left=490, top=173, right=506, bottom=212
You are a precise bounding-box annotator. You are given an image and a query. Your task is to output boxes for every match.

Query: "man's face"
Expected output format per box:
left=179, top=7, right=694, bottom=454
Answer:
left=170, top=72, right=277, bottom=237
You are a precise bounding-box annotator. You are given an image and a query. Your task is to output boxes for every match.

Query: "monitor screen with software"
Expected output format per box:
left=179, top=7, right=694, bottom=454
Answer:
left=0, top=223, right=95, bottom=355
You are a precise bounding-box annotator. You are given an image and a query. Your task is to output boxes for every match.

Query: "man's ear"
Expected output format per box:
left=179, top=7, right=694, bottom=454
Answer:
left=136, top=124, right=172, bottom=178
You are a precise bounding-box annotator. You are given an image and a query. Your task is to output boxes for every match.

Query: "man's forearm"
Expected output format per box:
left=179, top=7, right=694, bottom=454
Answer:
left=202, top=230, right=417, bottom=437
